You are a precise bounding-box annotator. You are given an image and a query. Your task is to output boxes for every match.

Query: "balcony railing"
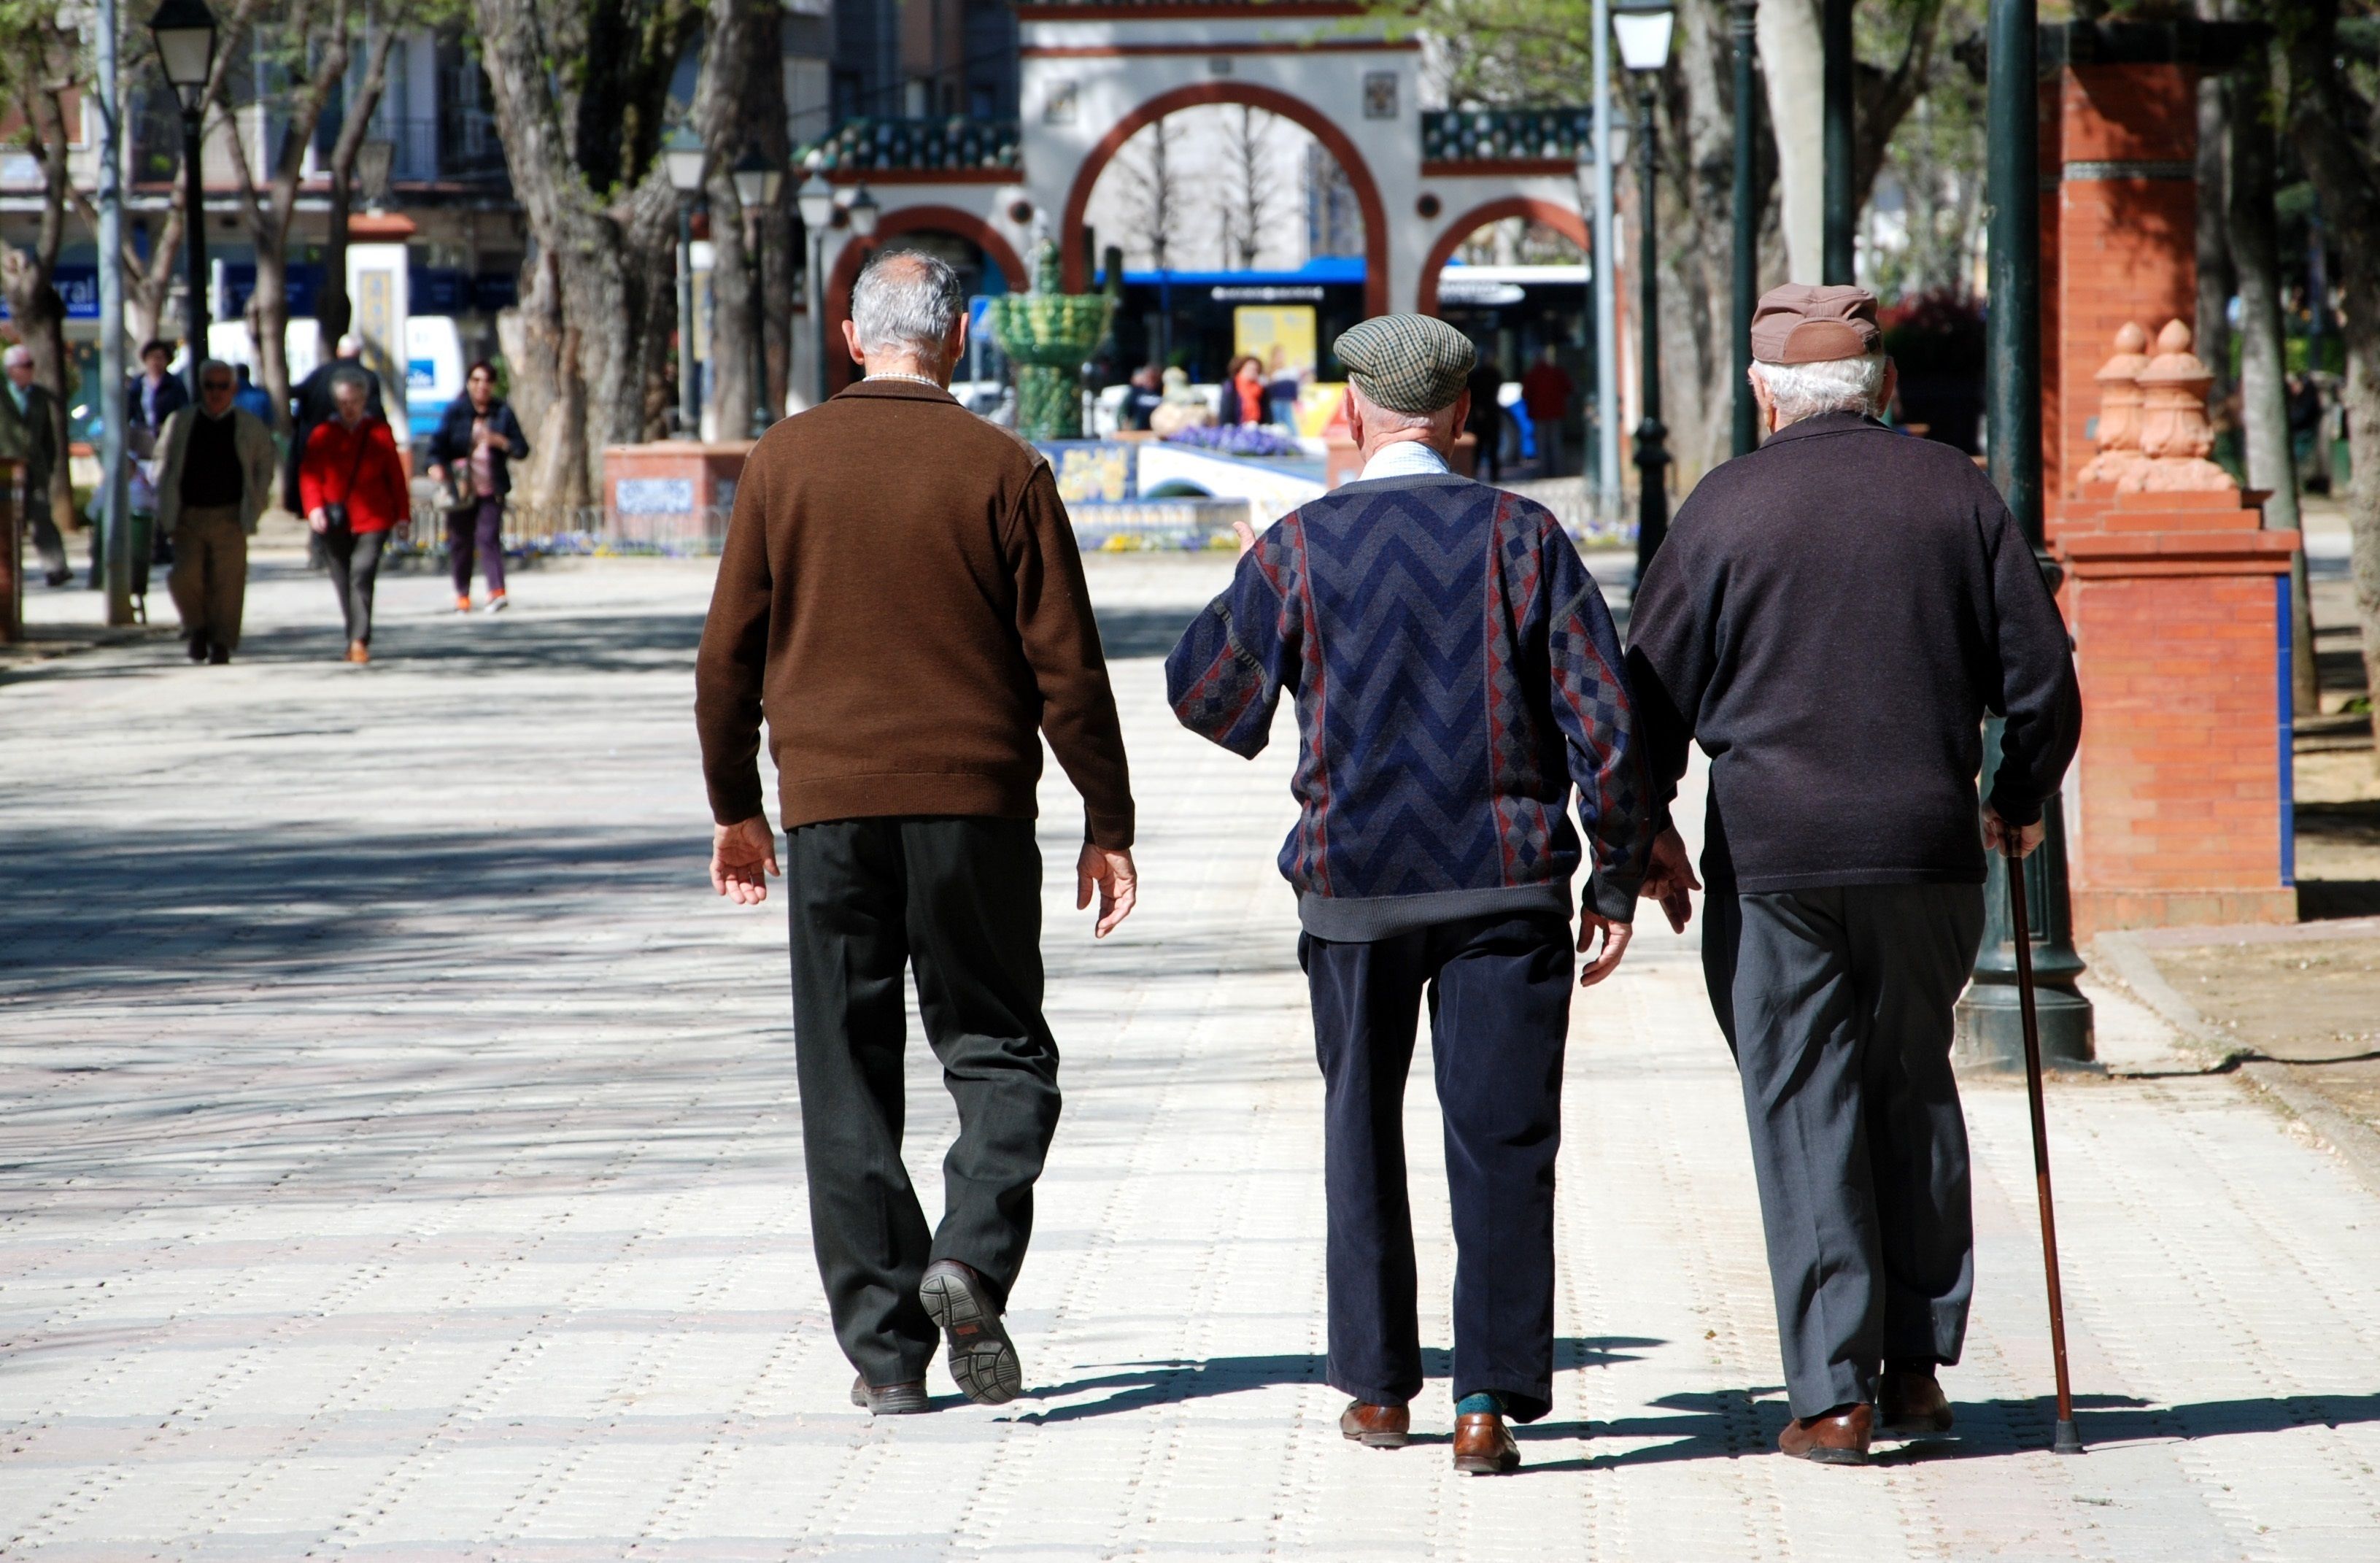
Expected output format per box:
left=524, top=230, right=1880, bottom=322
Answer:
left=1421, top=109, right=1596, bottom=166
left=797, top=117, right=1021, bottom=178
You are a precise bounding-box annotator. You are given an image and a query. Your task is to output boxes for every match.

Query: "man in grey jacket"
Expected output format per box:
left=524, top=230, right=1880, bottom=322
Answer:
left=156, top=359, right=277, bottom=663
left=0, top=344, right=66, bottom=587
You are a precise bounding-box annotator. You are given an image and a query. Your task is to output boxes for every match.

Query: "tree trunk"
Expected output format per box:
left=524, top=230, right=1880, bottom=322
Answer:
left=2228, top=63, right=2315, bottom=714
left=693, top=0, right=791, bottom=427
left=0, top=39, right=77, bottom=535
left=1758, top=0, right=1825, bottom=283
left=500, top=249, right=590, bottom=512
left=2195, top=63, right=2235, bottom=404
left=2284, top=0, right=2380, bottom=761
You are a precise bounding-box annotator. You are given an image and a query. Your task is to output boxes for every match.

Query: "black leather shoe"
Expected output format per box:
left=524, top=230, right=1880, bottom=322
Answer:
left=207, top=644, right=231, bottom=665
left=849, top=1374, right=930, bottom=1415
left=919, top=1259, right=1022, bottom=1405
left=187, top=638, right=209, bottom=663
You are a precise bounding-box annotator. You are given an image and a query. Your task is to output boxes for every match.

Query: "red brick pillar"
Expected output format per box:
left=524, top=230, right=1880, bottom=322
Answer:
left=2055, top=492, right=2298, bottom=938
left=2044, top=63, right=2198, bottom=528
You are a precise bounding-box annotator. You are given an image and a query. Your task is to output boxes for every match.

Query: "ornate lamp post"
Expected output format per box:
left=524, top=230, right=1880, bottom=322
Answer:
left=1956, top=0, right=2093, bottom=1067
left=148, top=0, right=217, bottom=396
left=1613, top=0, right=1674, bottom=580
left=662, top=127, right=706, bottom=439
left=731, top=149, right=784, bottom=436
left=1729, top=0, right=1760, bottom=457
left=795, top=170, right=836, bottom=408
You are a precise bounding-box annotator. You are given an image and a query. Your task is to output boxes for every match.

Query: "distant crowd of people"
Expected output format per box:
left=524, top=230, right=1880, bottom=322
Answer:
left=1, top=333, right=525, bottom=668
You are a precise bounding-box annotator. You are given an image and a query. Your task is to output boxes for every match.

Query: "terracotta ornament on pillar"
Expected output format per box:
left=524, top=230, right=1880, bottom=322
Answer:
left=2122, top=320, right=2236, bottom=493
left=2074, top=322, right=2151, bottom=488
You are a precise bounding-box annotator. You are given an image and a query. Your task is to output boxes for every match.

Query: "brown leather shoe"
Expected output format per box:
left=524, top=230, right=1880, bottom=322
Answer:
left=1878, top=1370, right=1955, bottom=1434
left=1453, top=1410, right=1521, bottom=1475
left=1339, top=1400, right=1410, bottom=1448
left=1778, top=1402, right=1873, bottom=1465
left=345, top=640, right=371, bottom=665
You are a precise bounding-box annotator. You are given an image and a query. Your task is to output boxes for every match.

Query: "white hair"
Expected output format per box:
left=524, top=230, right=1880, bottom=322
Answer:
left=1348, top=380, right=1456, bottom=435
left=1, top=344, right=31, bottom=367
left=336, top=333, right=365, bottom=357
left=851, top=250, right=964, bottom=358
left=1750, top=353, right=1889, bottom=424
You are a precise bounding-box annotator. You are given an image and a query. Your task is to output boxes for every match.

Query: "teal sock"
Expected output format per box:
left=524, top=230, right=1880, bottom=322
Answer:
left=1456, top=1392, right=1503, bottom=1416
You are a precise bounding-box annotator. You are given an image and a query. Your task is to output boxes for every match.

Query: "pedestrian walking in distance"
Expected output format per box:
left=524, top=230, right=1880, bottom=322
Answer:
left=426, top=360, right=529, bottom=614
left=696, top=249, right=1138, bottom=1418
left=0, top=344, right=66, bottom=588
left=1166, top=312, right=1651, bottom=1475
left=154, top=360, right=276, bottom=664
left=1626, top=282, right=2082, bottom=1465
left=299, top=373, right=411, bottom=665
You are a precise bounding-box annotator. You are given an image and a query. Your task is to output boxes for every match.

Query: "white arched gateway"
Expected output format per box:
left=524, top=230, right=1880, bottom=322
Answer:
left=789, top=1, right=1599, bottom=404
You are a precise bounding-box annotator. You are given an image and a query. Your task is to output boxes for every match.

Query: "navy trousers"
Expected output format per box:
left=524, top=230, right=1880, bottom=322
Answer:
left=1300, top=911, right=1572, bottom=1421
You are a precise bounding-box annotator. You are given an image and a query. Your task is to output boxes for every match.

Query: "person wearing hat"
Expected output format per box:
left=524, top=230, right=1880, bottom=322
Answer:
left=1624, top=282, right=2082, bottom=1464
left=1165, top=313, right=1652, bottom=1475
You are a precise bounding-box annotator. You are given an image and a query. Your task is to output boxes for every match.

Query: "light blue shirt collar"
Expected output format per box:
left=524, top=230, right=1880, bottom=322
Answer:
left=1356, top=440, right=1453, bottom=482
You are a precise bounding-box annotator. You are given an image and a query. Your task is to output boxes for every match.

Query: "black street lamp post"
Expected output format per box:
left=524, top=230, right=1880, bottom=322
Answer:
left=1614, top=1, right=1674, bottom=580
left=1957, top=0, right=2093, bottom=1067
left=796, top=171, right=835, bottom=409
left=732, top=150, right=784, bottom=437
left=1729, top=0, right=1759, bottom=458
left=663, top=127, right=706, bottom=440
left=149, top=0, right=218, bottom=398
left=1821, top=0, right=1855, bottom=285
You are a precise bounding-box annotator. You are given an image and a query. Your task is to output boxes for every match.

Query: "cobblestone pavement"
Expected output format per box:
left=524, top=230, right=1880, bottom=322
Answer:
left=5, top=553, right=2380, bottom=1561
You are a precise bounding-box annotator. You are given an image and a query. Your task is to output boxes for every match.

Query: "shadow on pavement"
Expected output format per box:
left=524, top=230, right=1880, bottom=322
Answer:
left=1018, top=1337, right=1664, bottom=1424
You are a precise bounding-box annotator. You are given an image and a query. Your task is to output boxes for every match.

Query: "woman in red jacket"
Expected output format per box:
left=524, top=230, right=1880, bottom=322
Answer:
left=300, top=372, right=412, bottom=663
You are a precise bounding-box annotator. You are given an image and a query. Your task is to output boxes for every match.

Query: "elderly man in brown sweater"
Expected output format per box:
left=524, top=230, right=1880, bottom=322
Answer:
left=696, top=249, right=1137, bottom=1417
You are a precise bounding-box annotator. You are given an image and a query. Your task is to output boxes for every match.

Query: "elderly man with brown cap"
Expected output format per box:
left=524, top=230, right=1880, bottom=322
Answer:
left=1166, top=314, right=1652, bottom=1474
left=1625, top=282, right=2082, bottom=1464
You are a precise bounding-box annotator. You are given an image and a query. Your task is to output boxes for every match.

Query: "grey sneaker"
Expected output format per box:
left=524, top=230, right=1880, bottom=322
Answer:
left=919, top=1259, right=1022, bottom=1405
left=849, top=1374, right=930, bottom=1415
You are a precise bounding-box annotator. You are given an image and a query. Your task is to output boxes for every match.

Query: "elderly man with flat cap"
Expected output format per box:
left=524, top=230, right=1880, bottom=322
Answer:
left=1625, top=283, right=2082, bottom=1464
left=1167, top=314, right=1652, bottom=1474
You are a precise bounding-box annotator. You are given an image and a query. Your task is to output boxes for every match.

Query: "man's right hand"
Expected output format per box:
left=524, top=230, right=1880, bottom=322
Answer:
left=306, top=507, right=328, bottom=533
left=710, top=815, right=779, bottom=905
left=1077, top=843, right=1138, bottom=938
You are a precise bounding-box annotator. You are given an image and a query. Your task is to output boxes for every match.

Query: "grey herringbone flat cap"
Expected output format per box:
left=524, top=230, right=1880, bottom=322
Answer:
left=1334, top=314, right=1477, bottom=414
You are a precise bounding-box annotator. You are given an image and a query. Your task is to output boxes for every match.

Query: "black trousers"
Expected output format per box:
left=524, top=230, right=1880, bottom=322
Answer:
left=1702, top=881, right=1985, bottom=1418
left=1301, top=911, right=1572, bottom=1421
left=323, top=528, right=386, bottom=646
left=788, top=816, right=1062, bottom=1387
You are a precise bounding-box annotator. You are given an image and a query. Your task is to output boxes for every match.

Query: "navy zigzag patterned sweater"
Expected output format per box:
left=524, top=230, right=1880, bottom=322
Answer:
left=1165, top=473, right=1652, bottom=940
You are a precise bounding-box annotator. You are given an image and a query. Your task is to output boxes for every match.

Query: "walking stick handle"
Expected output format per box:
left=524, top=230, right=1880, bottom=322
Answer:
left=2007, top=843, right=2085, bottom=1454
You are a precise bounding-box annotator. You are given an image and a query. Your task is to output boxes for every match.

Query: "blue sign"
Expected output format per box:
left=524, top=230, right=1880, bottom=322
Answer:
left=407, top=358, right=437, bottom=393
left=220, top=263, right=323, bottom=317
left=409, top=267, right=473, bottom=314
left=0, top=264, right=98, bottom=321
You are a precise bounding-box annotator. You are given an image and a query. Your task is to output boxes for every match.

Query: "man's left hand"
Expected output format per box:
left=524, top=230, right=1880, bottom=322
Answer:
left=1639, top=825, right=1701, bottom=933
left=1577, top=912, right=1632, bottom=987
left=710, top=815, right=778, bottom=905
left=1077, top=843, right=1138, bottom=938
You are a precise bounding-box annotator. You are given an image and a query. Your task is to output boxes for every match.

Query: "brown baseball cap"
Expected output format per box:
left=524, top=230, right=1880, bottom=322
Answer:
left=1749, top=282, right=1882, bottom=364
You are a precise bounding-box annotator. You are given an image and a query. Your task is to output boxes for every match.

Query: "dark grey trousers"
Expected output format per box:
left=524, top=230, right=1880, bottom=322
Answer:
left=787, top=816, right=1062, bottom=1388
left=1702, top=881, right=1985, bottom=1419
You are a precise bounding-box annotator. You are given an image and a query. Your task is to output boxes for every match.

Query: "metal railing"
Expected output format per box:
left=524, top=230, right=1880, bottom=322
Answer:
left=1421, top=109, right=1596, bottom=165
left=398, top=498, right=731, bottom=559
left=797, top=117, right=1021, bottom=177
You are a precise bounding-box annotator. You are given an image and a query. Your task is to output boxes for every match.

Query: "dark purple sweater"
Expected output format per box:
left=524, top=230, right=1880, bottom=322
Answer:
left=1625, top=412, right=2082, bottom=892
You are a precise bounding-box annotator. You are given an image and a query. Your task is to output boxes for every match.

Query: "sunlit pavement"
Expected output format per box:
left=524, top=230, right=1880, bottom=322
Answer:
left=4, top=550, right=2378, bottom=1559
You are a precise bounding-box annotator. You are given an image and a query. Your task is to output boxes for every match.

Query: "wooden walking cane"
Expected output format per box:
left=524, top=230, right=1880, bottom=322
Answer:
left=2004, top=841, right=2085, bottom=1455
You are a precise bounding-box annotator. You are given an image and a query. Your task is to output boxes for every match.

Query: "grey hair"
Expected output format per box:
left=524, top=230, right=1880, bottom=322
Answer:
left=2, top=343, right=31, bottom=366
left=1750, top=354, right=1889, bottom=424
left=1348, top=381, right=1455, bottom=434
left=198, top=358, right=236, bottom=384
left=851, top=249, right=964, bottom=358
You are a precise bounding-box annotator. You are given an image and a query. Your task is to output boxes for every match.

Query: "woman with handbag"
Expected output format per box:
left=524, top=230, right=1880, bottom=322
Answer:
left=425, top=360, right=530, bottom=613
left=299, top=373, right=412, bottom=664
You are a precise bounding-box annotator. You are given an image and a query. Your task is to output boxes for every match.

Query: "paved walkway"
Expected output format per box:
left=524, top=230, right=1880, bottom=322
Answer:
left=4, top=553, right=2379, bottom=1561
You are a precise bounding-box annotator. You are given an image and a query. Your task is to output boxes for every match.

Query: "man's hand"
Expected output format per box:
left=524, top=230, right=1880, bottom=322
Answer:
left=710, top=815, right=779, bottom=905
left=1983, top=808, right=2047, bottom=860
left=1077, top=842, right=1138, bottom=938
left=426, top=463, right=447, bottom=487
left=1232, top=517, right=1259, bottom=558
left=1638, top=825, right=1701, bottom=934
left=307, top=506, right=328, bottom=533
left=1577, top=911, right=1633, bottom=987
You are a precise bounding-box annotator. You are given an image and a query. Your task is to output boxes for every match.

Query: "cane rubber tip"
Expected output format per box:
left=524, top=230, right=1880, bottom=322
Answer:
left=2053, top=1419, right=2085, bottom=1455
